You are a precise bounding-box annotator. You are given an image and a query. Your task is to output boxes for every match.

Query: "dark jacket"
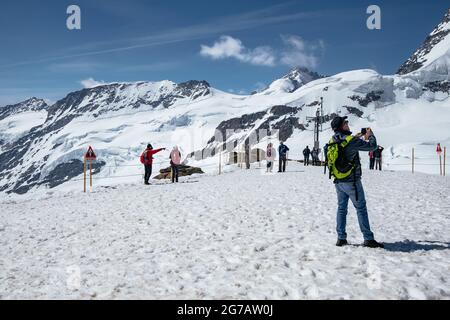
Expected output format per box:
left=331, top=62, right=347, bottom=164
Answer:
left=331, top=132, right=377, bottom=183
left=373, top=147, right=384, bottom=158
left=303, top=148, right=310, bottom=157
left=278, top=144, right=290, bottom=158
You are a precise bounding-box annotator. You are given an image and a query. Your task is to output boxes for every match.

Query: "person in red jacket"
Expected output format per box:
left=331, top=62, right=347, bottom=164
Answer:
left=140, top=144, right=165, bottom=185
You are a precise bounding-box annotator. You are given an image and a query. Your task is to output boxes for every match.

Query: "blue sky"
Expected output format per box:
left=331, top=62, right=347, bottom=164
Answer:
left=0, top=0, right=448, bottom=105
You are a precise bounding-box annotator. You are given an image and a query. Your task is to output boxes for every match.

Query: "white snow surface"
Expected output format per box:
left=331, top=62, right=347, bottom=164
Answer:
left=1, top=162, right=449, bottom=299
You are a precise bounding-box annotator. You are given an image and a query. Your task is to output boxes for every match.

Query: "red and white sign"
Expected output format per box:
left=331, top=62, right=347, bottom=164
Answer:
left=84, top=146, right=97, bottom=161
left=437, top=143, right=443, bottom=155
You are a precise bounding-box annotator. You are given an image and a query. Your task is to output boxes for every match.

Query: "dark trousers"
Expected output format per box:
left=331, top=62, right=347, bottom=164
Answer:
left=369, top=158, right=375, bottom=170
left=304, top=156, right=310, bottom=166
left=279, top=157, right=287, bottom=172
left=375, top=158, right=382, bottom=171
left=144, top=164, right=152, bottom=183
left=171, top=165, right=179, bottom=183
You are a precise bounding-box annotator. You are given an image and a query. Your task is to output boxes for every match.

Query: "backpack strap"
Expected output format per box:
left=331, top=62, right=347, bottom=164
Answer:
left=340, top=135, right=354, bottom=148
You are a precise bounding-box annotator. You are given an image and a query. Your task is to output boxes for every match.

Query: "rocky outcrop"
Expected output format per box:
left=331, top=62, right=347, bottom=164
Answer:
left=424, top=81, right=450, bottom=93
left=153, top=165, right=204, bottom=180
left=348, top=91, right=383, bottom=107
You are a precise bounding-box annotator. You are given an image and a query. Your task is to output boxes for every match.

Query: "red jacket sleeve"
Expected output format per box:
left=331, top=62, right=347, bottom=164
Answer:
left=150, top=148, right=163, bottom=155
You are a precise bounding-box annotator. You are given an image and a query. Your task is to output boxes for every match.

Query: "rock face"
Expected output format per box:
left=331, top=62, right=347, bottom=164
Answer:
left=153, top=165, right=204, bottom=180
left=397, top=9, right=450, bottom=75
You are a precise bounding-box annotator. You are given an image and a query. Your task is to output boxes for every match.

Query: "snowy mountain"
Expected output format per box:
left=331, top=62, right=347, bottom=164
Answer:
left=1, top=8, right=450, bottom=195
left=398, top=9, right=450, bottom=82
left=0, top=97, right=48, bottom=146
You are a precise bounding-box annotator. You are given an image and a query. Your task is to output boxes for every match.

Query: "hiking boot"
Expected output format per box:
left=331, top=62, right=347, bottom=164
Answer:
left=336, top=239, right=348, bottom=247
left=363, top=240, right=384, bottom=248
left=144, top=182, right=150, bottom=185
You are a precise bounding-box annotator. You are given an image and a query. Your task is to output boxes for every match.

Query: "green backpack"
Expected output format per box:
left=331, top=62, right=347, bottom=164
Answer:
left=325, top=135, right=355, bottom=180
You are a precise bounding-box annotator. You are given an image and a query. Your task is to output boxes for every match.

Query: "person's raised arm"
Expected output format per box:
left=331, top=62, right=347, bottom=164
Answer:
left=151, top=147, right=165, bottom=155
left=353, top=128, right=377, bottom=152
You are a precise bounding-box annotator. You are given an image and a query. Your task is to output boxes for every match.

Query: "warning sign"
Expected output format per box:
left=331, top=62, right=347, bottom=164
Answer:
left=84, top=146, right=97, bottom=161
left=437, top=143, right=442, bottom=155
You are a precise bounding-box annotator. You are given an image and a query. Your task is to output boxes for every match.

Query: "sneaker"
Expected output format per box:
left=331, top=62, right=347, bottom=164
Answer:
left=336, top=239, right=348, bottom=247
left=363, top=240, right=384, bottom=248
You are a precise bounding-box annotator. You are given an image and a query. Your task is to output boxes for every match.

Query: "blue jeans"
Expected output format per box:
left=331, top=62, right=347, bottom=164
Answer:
left=335, top=180, right=374, bottom=241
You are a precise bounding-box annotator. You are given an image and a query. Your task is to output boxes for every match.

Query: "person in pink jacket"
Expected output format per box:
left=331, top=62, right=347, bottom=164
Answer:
left=169, top=146, right=182, bottom=183
left=266, top=143, right=276, bottom=173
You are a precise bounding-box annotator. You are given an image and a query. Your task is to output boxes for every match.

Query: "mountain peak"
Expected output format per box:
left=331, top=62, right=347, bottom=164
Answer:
left=283, top=66, right=322, bottom=84
left=0, top=97, right=48, bottom=121
left=397, top=8, right=450, bottom=76
left=260, top=67, right=322, bottom=94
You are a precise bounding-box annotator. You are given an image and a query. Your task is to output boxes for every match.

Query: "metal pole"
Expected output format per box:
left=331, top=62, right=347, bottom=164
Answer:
left=412, top=148, right=415, bottom=174
left=439, top=154, right=442, bottom=176
left=83, top=158, right=87, bottom=193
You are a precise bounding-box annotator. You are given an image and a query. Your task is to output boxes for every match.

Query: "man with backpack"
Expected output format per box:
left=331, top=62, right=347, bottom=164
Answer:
left=278, top=142, right=290, bottom=172
left=325, top=116, right=384, bottom=248
left=140, top=144, right=165, bottom=185
left=303, top=146, right=311, bottom=166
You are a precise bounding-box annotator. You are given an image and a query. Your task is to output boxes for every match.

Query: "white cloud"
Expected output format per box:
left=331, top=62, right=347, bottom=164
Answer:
left=80, top=78, right=107, bottom=88
left=280, top=35, right=324, bottom=69
left=200, top=36, right=275, bottom=66
left=200, top=35, right=324, bottom=69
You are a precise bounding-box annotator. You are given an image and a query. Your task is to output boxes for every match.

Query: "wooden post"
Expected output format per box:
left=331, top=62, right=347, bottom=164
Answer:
left=241, top=146, right=244, bottom=170
left=83, top=158, right=87, bottom=193
left=237, top=148, right=240, bottom=168
left=412, top=148, right=415, bottom=174
left=89, top=161, right=93, bottom=192
left=286, top=151, right=289, bottom=168
left=219, top=151, right=222, bottom=175
left=258, top=148, right=261, bottom=168
left=444, top=147, right=446, bottom=177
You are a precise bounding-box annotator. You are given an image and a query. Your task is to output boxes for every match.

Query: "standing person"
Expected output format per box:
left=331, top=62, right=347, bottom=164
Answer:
left=170, top=146, right=182, bottom=183
left=374, top=146, right=384, bottom=171
left=140, top=144, right=166, bottom=185
left=311, top=148, right=318, bottom=166
left=369, top=151, right=375, bottom=170
left=325, top=116, right=384, bottom=248
left=266, top=143, right=276, bottom=173
left=303, top=146, right=311, bottom=166
left=278, top=142, right=290, bottom=172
